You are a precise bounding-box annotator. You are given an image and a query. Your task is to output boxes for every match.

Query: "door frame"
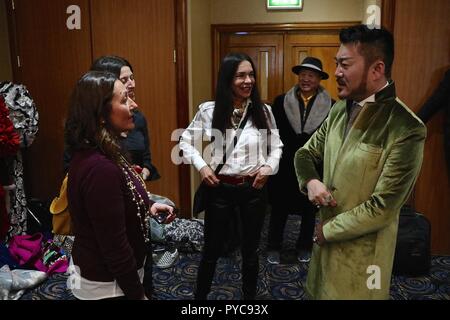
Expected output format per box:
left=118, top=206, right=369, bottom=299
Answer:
left=175, top=0, right=191, bottom=218
left=211, top=0, right=397, bottom=91
left=381, top=0, right=396, bottom=32
left=211, top=22, right=360, bottom=94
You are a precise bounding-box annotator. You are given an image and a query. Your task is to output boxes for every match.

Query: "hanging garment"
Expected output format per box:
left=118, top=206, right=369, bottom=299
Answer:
left=0, top=82, right=39, bottom=148
left=0, top=82, right=39, bottom=239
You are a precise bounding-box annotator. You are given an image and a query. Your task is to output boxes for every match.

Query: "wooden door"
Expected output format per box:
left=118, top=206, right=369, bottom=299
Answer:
left=284, top=32, right=340, bottom=100
left=7, top=0, right=189, bottom=215
left=90, top=0, right=181, bottom=208
left=6, top=0, right=92, bottom=200
left=219, top=33, right=284, bottom=104
left=213, top=24, right=354, bottom=105
left=392, top=0, right=450, bottom=254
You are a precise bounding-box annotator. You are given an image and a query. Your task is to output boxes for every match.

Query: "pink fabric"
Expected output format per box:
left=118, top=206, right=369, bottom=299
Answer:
left=8, top=233, right=68, bottom=274
left=46, top=258, right=68, bottom=274
left=9, top=233, right=46, bottom=272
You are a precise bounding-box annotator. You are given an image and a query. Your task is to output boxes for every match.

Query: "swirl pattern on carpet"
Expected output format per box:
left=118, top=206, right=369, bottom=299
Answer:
left=20, top=215, right=450, bottom=300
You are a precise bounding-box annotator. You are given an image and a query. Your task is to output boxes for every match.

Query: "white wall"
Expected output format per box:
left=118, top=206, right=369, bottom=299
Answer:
left=211, top=0, right=364, bottom=24
left=188, top=0, right=214, bottom=205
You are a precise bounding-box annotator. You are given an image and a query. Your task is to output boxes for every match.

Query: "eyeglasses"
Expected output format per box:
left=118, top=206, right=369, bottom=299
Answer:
left=234, top=72, right=255, bottom=81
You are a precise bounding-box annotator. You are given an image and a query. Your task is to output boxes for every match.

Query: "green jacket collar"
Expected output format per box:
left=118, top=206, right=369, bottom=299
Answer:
left=347, top=80, right=396, bottom=112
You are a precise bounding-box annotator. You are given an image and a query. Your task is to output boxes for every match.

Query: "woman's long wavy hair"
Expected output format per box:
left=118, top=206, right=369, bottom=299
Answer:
left=212, top=53, right=269, bottom=134
left=64, top=71, right=123, bottom=163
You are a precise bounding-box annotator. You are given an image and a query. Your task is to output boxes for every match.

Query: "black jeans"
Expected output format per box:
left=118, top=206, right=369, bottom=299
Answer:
left=267, top=193, right=316, bottom=252
left=195, top=182, right=267, bottom=300
left=143, top=250, right=153, bottom=298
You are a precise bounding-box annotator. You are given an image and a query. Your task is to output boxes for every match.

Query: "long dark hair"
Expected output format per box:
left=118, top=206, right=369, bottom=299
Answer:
left=212, top=53, right=269, bottom=133
left=64, top=71, right=122, bottom=163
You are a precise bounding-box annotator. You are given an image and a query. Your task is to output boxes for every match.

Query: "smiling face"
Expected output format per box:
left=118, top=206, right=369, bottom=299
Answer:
left=109, top=80, right=134, bottom=133
left=231, top=60, right=255, bottom=106
left=298, top=69, right=321, bottom=96
left=119, top=66, right=136, bottom=100
left=335, top=43, right=371, bottom=101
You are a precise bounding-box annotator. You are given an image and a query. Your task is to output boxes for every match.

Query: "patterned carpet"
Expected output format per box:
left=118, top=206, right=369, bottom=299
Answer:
left=20, top=215, right=450, bottom=300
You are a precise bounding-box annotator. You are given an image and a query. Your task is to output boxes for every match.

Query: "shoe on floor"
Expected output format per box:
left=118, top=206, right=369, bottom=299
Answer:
left=266, top=251, right=280, bottom=265
left=297, top=250, right=311, bottom=263
left=155, top=248, right=179, bottom=268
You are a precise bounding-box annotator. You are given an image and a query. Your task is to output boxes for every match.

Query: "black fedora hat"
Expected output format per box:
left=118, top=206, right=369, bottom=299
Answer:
left=292, top=57, right=329, bottom=80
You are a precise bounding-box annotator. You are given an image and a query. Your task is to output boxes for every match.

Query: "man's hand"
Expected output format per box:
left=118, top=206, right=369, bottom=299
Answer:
left=249, top=165, right=272, bottom=189
left=306, top=179, right=337, bottom=208
left=313, top=221, right=327, bottom=246
left=199, top=166, right=220, bottom=186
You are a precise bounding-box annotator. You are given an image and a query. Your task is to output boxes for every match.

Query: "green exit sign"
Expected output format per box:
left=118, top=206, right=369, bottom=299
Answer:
left=267, top=0, right=303, bottom=10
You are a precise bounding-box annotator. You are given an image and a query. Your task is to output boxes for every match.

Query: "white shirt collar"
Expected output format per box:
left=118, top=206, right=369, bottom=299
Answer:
left=355, top=81, right=390, bottom=107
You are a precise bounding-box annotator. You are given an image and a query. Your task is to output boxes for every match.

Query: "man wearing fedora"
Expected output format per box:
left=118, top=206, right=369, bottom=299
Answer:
left=267, top=56, right=334, bottom=265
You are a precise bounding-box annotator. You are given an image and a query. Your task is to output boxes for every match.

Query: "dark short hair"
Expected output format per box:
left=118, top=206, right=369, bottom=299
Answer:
left=212, top=52, right=268, bottom=133
left=90, top=55, right=133, bottom=77
left=339, top=24, right=394, bottom=78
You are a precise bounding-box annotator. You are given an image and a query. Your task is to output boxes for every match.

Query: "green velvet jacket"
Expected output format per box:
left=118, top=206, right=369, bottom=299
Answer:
left=294, top=82, right=426, bottom=299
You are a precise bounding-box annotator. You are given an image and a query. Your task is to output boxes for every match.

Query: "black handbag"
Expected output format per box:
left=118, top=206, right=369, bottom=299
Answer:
left=143, top=243, right=153, bottom=297
left=192, top=107, right=251, bottom=216
left=392, top=205, right=431, bottom=276
left=192, top=183, right=208, bottom=215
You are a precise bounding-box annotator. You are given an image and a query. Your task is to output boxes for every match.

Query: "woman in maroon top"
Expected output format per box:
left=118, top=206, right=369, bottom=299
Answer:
left=65, top=71, right=173, bottom=300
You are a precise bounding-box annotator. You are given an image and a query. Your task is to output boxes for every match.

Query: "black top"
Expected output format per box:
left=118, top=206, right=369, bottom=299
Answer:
left=417, top=68, right=450, bottom=172
left=267, top=92, right=334, bottom=210
left=417, top=69, right=450, bottom=123
left=123, top=111, right=160, bottom=181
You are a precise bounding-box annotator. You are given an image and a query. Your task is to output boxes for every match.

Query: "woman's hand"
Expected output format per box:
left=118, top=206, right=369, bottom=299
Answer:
left=199, top=166, right=220, bottom=187
left=141, top=168, right=150, bottom=180
left=250, top=165, right=272, bottom=189
left=149, top=203, right=174, bottom=217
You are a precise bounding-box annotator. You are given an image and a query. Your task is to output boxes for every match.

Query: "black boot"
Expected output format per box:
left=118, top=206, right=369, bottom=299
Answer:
left=242, top=260, right=259, bottom=300
left=194, top=258, right=217, bottom=300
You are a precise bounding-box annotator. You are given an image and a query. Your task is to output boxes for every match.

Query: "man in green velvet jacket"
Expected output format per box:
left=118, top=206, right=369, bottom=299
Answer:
left=294, top=24, right=426, bottom=299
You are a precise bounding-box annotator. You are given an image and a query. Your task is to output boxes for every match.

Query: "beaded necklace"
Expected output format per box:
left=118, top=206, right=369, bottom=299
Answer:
left=119, top=156, right=150, bottom=243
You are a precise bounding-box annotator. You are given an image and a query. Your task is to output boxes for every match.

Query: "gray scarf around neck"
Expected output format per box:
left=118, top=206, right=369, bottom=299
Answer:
left=283, top=85, right=332, bottom=135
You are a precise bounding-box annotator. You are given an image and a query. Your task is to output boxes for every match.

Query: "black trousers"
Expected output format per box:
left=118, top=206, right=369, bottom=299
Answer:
left=267, top=193, right=316, bottom=252
left=143, top=250, right=153, bottom=298
left=195, top=183, right=267, bottom=300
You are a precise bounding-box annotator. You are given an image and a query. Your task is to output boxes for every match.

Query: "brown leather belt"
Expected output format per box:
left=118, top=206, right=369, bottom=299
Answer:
left=217, top=174, right=254, bottom=186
